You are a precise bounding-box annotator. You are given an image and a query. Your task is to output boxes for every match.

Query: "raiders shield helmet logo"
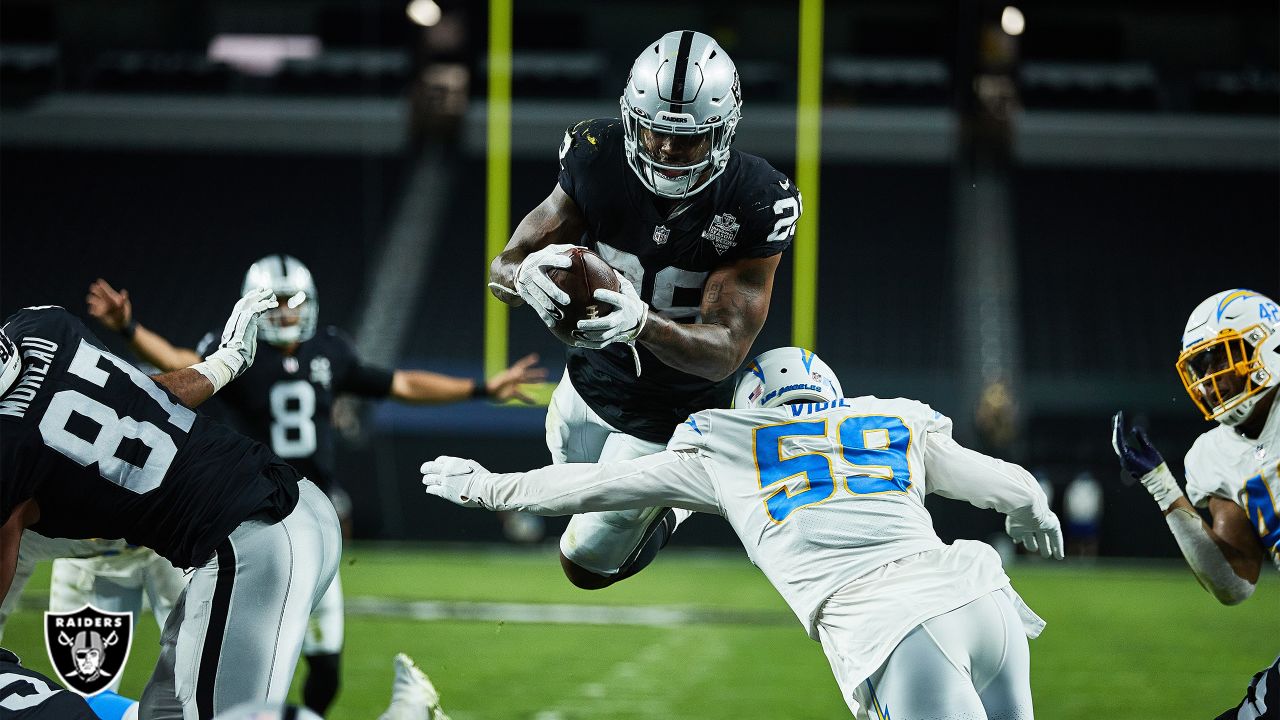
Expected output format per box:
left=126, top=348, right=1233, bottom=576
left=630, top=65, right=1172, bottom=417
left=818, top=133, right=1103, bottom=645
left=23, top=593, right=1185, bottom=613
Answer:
left=44, top=605, right=133, bottom=696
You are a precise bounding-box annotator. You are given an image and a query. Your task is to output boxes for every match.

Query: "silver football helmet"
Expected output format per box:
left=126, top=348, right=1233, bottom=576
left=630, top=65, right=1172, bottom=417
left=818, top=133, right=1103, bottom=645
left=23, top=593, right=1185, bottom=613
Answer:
left=242, top=254, right=318, bottom=345
left=621, top=30, right=742, bottom=199
left=0, top=328, right=20, bottom=397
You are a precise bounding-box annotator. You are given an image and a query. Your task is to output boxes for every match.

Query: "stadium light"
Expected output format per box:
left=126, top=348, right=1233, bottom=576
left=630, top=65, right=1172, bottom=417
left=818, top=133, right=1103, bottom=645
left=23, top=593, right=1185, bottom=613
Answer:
left=407, top=0, right=442, bottom=27
left=1001, top=6, right=1026, bottom=36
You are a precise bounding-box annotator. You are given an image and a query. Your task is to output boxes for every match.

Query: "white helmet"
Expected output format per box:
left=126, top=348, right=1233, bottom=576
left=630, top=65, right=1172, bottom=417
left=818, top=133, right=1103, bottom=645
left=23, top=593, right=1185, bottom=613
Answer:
left=620, top=30, right=741, bottom=199
left=243, top=254, right=318, bottom=346
left=1176, top=289, right=1280, bottom=426
left=733, top=347, right=843, bottom=410
left=0, top=328, right=20, bottom=397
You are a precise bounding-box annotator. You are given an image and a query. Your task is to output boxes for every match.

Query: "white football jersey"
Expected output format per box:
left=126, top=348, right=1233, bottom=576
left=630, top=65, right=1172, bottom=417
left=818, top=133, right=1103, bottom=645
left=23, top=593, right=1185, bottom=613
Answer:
left=667, top=396, right=1018, bottom=639
left=465, top=394, right=1050, bottom=675
left=1185, top=398, right=1280, bottom=569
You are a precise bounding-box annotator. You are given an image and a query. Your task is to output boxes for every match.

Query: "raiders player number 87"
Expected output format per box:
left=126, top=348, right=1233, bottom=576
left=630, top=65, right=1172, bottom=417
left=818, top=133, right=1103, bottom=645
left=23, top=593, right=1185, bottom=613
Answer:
left=489, top=30, right=801, bottom=590
left=0, top=294, right=343, bottom=718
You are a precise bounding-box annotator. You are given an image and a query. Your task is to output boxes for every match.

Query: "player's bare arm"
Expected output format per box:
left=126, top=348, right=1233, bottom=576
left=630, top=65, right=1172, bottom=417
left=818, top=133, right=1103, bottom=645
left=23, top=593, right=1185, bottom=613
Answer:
left=0, top=499, right=39, bottom=601
left=151, top=367, right=218, bottom=408
left=488, top=185, right=587, bottom=306
left=1206, top=497, right=1263, bottom=583
left=638, top=253, right=781, bottom=381
left=138, top=287, right=277, bottom=410
left=86, top=278, right=203, bottom=371
left=390, top=353, right=547, bottom=404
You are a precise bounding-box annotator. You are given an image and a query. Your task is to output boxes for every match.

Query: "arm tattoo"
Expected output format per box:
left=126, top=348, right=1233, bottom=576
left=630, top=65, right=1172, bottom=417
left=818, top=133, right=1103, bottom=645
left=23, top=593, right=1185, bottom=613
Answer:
left=704, top=279, right=724, bottom=304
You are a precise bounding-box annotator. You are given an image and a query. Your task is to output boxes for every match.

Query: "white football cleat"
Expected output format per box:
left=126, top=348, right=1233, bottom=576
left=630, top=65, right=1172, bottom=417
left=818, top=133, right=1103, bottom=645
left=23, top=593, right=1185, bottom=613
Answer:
left=379, top=653, right=450, bottom=720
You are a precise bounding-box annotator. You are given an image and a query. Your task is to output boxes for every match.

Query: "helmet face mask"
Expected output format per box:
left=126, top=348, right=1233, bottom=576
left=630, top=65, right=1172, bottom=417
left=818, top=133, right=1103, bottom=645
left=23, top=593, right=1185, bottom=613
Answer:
left=242, top=255, right=318, bottom=346
left=621, top=31, right=741, bottom=200
left=1176, top=325, right=1275, bottom=423
left=1177, top=289, right=1280, bottom=426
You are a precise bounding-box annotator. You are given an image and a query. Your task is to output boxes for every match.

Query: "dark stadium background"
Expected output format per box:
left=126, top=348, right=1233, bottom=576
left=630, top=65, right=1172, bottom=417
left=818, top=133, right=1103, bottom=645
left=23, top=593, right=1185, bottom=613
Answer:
left=1, top=0, right=1276, bottom=561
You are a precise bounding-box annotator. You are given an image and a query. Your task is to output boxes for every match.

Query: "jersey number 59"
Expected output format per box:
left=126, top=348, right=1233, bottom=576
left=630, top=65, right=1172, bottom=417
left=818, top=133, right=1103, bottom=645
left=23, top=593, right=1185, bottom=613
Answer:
left=753, top=415, right=912, bottom=523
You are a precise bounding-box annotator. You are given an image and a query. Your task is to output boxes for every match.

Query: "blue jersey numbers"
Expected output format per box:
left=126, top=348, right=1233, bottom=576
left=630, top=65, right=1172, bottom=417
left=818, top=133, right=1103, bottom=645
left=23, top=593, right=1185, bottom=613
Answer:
left=1243, top=464, right=1280, bottom=561
left=753, top=415, right=913, bottom=523
left=754, top=420, right=836, bottom=522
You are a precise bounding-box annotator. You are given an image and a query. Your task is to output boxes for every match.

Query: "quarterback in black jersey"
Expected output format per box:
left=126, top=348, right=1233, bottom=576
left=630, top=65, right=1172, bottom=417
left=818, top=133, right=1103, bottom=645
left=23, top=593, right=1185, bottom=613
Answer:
left=85, top=254, right=543, bottom=717
left=489, top=31, right=799, bottom=589
left=0, top=295, right=343, bottom=718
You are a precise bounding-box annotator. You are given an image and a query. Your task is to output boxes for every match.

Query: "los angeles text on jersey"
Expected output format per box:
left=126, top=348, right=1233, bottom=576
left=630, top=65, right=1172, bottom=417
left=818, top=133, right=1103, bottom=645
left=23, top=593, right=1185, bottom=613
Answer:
left=0, top=336, right=58, bottom=419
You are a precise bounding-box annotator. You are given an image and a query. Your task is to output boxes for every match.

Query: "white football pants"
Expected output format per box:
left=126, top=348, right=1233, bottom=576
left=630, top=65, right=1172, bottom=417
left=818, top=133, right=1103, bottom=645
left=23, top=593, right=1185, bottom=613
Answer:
left=138, top=479, right=340, bottom=720
left=546, top=374, right=682, bottom=576
left=828, top=588, right=1034, bottom=720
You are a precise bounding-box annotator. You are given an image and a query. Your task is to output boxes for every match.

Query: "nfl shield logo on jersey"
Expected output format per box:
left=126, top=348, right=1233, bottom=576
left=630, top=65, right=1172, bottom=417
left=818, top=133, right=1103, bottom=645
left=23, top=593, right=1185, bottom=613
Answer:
left=44, top=605, right=133, bottom=696
left=652, top=224, right=671, bottom=245
left=703, top=213, right=741, bottom=254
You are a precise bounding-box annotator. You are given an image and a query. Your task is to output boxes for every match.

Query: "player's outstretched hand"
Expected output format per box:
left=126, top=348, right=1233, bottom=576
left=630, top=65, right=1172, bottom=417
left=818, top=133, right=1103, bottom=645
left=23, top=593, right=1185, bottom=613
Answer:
left=515, top=244, right=581, bottom=327
left=85, top=278, right=132, bottom=332
left=421, top=456, right=491, bottom=509
left=485, top=352, right=548, bottom=404
left=1111, top=410, right=1165, bottom=480
left=1005, top=509, right=1065, bottom=560
left=576, top=272, right=648, bottom=346
left=214, top=287, right=278, bottom=379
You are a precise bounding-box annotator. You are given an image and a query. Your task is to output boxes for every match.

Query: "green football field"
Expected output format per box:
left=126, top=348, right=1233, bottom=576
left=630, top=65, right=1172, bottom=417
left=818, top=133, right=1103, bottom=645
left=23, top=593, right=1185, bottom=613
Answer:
left=4, top=544, right=1276, bottom=719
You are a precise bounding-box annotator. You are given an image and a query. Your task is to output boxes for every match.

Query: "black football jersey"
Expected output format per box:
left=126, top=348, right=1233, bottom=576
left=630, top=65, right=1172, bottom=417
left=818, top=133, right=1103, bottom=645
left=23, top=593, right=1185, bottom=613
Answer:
left=0, top=307, right=299, bottom=569
left=0, top=649, right=97, bottom=719
left=557, top=118, right=800, bottom=443
left=196, top=325, right=393, bottom=492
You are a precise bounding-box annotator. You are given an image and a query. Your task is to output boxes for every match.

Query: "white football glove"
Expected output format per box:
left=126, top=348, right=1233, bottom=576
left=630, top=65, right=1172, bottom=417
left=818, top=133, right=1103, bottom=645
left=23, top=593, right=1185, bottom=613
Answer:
left=192, top=287, right=278, bottom=393
left=514, top=244, right=581, bottom=327
left=575, top=272, right=649, bottom=346
left=1005, top=508, right=1065, bottom=560
left=420, top=456, right=492, bottom=509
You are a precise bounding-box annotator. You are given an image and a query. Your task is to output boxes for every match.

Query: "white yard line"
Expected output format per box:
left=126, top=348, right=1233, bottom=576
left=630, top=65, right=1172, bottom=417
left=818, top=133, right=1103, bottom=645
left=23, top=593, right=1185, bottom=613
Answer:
left=345, top=596, right=790, bottom=627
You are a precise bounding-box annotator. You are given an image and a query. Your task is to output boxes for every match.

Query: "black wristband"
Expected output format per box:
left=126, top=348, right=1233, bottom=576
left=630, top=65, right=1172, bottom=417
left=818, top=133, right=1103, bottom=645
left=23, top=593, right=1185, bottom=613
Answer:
left=470, top=379, right=490, bottom=399
left=121, top=317, right=138, bottom=340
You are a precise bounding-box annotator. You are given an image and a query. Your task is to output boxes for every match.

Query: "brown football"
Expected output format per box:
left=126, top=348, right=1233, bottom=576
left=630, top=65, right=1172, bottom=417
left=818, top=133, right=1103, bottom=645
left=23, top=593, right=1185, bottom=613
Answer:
left=544, top=247, right=620, bottom=345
